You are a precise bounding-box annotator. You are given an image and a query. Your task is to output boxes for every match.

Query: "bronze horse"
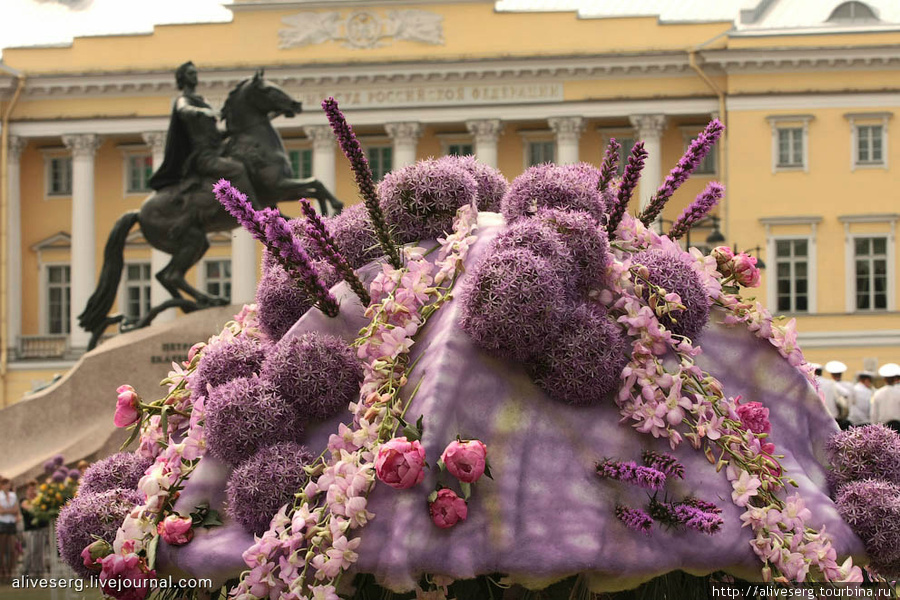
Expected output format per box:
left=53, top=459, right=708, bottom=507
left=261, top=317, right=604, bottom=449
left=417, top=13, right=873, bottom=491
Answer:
left=79, top=72, right=342, bottom=349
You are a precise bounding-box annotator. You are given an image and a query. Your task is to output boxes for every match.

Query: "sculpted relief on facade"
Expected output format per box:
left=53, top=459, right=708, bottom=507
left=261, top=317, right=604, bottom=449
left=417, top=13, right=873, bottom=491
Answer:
left=279, top=10, right=445, bottom=50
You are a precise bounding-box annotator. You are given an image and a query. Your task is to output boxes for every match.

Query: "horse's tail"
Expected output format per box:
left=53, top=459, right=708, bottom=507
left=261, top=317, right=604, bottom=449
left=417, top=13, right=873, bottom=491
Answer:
left=77, top=210, right=140, bottom=333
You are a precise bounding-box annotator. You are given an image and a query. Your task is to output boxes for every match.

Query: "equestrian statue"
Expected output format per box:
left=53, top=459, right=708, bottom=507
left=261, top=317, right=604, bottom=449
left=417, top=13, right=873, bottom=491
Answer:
left=78, top=62, right=343, bottom=350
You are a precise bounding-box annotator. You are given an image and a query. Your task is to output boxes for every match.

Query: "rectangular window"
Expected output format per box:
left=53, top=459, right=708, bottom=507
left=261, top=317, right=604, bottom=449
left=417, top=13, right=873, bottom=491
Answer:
left=289, top=149, right=314, bottom=179
left=774, top=239, right=809, bottom=313
left=367, top=146, right=393, bottom=182
left=205, top=260, right=232, bottom=301
left=777, top=128, right=804, bottom=168
left=615, top=138, right=636, bottom=176
left=48, top=157, right=73, bottom=196
left=528, top=141, right=555, bottom=167
left=855, top=236, right=888, bottom=310
left=856, top=125, right=884, bottom=165
left=126, top=155, right=154, bottom=194
left=124, top=263, right=152, bottom=320
left=47, top=265, right=71, bottom=334
left=447, top=143, right=473, bottom=157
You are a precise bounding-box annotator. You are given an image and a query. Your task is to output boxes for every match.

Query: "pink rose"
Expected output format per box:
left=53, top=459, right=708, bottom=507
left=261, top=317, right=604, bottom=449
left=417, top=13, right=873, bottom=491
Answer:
left=736, top=401, right=771, bottom=435
left=157, top=514, right=194, bottom=546
left=375, top=437, right=426, bottom=489
left=80, top=539, right=112, bottom=571
left=114, top=385, right=141, bottom=428
left=732, top=253, right=761, bottom=288
left=441, top=440, right=487, bottom=483
left=429, top=488, right=468, bottom=529
left=710, top=246, right=734, bottom=270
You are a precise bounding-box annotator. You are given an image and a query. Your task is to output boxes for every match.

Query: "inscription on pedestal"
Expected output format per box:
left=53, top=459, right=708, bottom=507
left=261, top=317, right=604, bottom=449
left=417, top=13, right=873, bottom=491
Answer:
left=150, top=341, right=194, bottom=365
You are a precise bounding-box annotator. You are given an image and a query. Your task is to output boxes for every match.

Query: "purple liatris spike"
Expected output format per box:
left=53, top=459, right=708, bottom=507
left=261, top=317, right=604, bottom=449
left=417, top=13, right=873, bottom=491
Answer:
left=641, top=450, right=685, bottom=480
left=257, top=208, right=340, bottom=317
left=615, top=505, right=653, bottom=535
left=299, top=198, right=370, bottom=306
left=322, top=97, right=402, bottom=269
left=596, top=459, right=666, bottom=491
left=598, top=137, right=621, bottom=192
left=607, top=141, right=647, bottom=234
left=668, top=182, right=725, bottom=241
left=672, top=504, right=723, bottom=535
left=214, top=180, right=340, bottom=318
left=640, top=119, right=724, bottom=227
left=680, top=496, right=722, bottom=514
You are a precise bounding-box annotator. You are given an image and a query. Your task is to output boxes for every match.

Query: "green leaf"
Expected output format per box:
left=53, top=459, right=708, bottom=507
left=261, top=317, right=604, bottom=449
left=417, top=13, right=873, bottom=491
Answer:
left=401, top=424, right=420, bottom=442
left=437, top=459, right=446, bottom=472
left=483, top=462, right=494, bottom=480
left=201, top=509, right=223, bottom=528
left=159, top=406, right=169, bottom=445
left=415, top=414, right=425, bottom=436
left=120, top=421, right=142, bottom=451
left=427, top=490, right=438, bottom=504
left=460, top=481, right=472, bottom=500
left=146, top=535, right=159, bottom=571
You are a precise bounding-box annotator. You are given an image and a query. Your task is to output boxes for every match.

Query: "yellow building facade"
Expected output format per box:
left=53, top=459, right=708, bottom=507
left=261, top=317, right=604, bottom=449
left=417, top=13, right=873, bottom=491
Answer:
left=0, top=0, right=898, bottom=405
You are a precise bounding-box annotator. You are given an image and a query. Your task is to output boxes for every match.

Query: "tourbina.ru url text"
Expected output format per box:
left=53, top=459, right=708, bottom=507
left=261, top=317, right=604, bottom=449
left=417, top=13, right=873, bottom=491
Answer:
left=711, top=583, right=896, bottom=599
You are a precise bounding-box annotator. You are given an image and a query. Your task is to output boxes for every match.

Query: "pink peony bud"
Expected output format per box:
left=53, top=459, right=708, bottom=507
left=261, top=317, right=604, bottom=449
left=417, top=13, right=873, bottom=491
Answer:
left=441, top=439, right=487, bottom=483
left=736, top=401, right=772, bottom=435
left=731, top=253, right=761, bottom=288
left=186, top=342, right=205, bottom=364
left=375, top=437, right=426, bottom=489
left=81, top=539, right=112, bottom=571
left=114, top=385, right=141, bottom=428
left=99, top=552, right=155, bottom=600
left=710, top=246, right=734, bottom=270
left=157, top=514, right=194, bottom=546
left=429, top=488, right=468, bottom=529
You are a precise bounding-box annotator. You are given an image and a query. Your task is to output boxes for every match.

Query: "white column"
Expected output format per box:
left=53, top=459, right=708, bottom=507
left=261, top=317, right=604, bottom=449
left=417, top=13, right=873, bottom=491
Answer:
left=303, top=125, right=337, bottom=215
left=465, top=119, right=503, bottom=168
left=230, top=229, right=257, bottom=305
left=62, top=133, right=102, bottom=350
left=548, top=116, right=584, bottom=165
left=6, top=136, right=26, bottom=356
left=385, top=122, right=422, bottom=169
left=629, top=114, right=668, bottom=212
left=142, top=131, right=176, bottom=323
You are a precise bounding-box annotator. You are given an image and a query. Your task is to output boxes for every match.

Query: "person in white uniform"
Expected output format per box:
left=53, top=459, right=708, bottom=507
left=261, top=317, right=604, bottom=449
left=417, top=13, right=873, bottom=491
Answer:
left=825, top=360, right=852, bottom=429
left=870, top=363, right=900, bottom=431
left=812, top=363, right=840, bottom=421
left=849, top=371, right=874, bottom=426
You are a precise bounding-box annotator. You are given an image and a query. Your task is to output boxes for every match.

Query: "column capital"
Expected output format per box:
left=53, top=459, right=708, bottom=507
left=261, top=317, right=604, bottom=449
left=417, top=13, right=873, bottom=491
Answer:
left=629, top=114, right=668, bottom=140
left=384, top=122, right=423, bottom=146
left=62, top=133, right=102, bottom=158
left=466, top=119, right=503, bottom=144
left=141, top=131, right=167, bottom=155
left=548, top=116, right=585, bottom=143
left=302, top=124, right=336, bottom=150
left=7, top=136, right=27, bottom=162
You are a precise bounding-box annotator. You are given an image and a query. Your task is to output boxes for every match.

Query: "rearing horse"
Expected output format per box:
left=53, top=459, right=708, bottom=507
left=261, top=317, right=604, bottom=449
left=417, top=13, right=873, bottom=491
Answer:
left=78, top=72, right=342, bottom=349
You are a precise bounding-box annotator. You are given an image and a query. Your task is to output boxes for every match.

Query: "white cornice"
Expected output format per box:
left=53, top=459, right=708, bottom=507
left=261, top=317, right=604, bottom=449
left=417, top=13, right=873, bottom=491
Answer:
left=226, top=0, right=493, bottom=11
left=797, top=329, right=900, bottom=348
left=728, top=92, right=900, bottom=112
left=700, top=45, right=900, bottom=73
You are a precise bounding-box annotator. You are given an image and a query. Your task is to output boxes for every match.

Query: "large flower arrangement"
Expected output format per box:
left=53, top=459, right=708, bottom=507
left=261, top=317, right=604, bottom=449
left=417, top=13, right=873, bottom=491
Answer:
left=56, top=103, right=900, bottom=600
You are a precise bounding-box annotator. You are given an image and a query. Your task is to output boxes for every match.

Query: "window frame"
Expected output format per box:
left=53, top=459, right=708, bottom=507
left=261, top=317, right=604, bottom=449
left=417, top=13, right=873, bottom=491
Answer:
left=840, top=215, right=897, bottom=313
left=359, top=137, right=393, bottom=182
left=519, top=129, right=556, bottom=168
left=850, top=234, right=890, bottom=312
left=199, top=258, right=233, bottom=302
left=772, top=236, right=813, bottom=315
left=761, top=216, right=821, bottom=315
left=119, top=261, right=153, bottom=321
left=767, top=115, right=814, bottom=173
left=437, top=133, right=475, bottom=158
left=284, top=143, right=314, bottom=180
left=41, top=149, right=73, bottom=199
left=41, top=262, right=72, bottom=335
left=846, top=112, right=892, bottom=171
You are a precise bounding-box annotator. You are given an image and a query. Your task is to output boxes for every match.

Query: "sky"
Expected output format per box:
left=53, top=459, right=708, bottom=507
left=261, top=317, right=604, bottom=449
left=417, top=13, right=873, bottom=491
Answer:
left=0, top=0, right=232, bottom=58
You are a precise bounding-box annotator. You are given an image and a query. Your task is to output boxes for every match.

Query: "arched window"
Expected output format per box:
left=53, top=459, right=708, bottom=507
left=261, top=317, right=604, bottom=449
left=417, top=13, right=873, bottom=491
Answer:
left=827, top=1, right=879, bottom=22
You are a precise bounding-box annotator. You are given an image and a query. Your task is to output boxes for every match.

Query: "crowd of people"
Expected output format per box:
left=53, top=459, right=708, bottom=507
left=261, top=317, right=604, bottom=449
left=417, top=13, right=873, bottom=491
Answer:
left=813, top=360, right=900, bottom=430
left=0, top=459, right=90, bottom=584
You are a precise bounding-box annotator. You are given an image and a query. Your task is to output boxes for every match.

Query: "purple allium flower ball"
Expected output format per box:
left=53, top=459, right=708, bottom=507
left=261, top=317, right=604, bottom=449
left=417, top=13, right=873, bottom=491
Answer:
left=835, top=479, right=900, bottom=576
left=226, top=442, right=314, bottom=536
left=459, top=247, right=566, bottom=362
left=527, top=303, right=629, bottom=406
left=489, top=219, right=575, bottom=278
left=435, top=154, right=508, bottom=212
left=323, top=203, right=382, bottom=269
left=191, top=336, right=266, bottom=397
left=53, top=454, right=65, bottom=466
left=79, top=452, right=152, bottom=496
left=631, top=248, right=710, bottom=340
left=256, top=264, right=313, bottom=341
left=205, top=376, right=304, bottom=467
left=501, top=163, right=606, bottom=224
left=260, top=332, right=362, bottom=421
left=56, top=488, right=143, bottom=579
left=43, top=459, right=56, bottom=474
left=537, top=208, right=610, bottom=293
left=826, top=424, right=900, bottom=492
left=51, top=469, right=67, bottom=483
left=378, top=158, right=478, bottom=243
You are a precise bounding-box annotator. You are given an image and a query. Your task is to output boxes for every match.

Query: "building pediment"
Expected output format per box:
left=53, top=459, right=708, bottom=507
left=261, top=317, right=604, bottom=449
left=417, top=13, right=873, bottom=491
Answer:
left=30, top=231, right=70, bottom=252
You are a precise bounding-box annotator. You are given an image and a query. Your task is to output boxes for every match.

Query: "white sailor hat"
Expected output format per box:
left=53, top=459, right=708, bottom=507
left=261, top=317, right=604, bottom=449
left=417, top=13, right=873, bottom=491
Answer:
left=878, top=363, right=900, bottom=378
left=810, top=363, right=822, bottom=371
left=825, top=360, right=848, bottom=374
left=857, top=371, right=876, bottom=379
